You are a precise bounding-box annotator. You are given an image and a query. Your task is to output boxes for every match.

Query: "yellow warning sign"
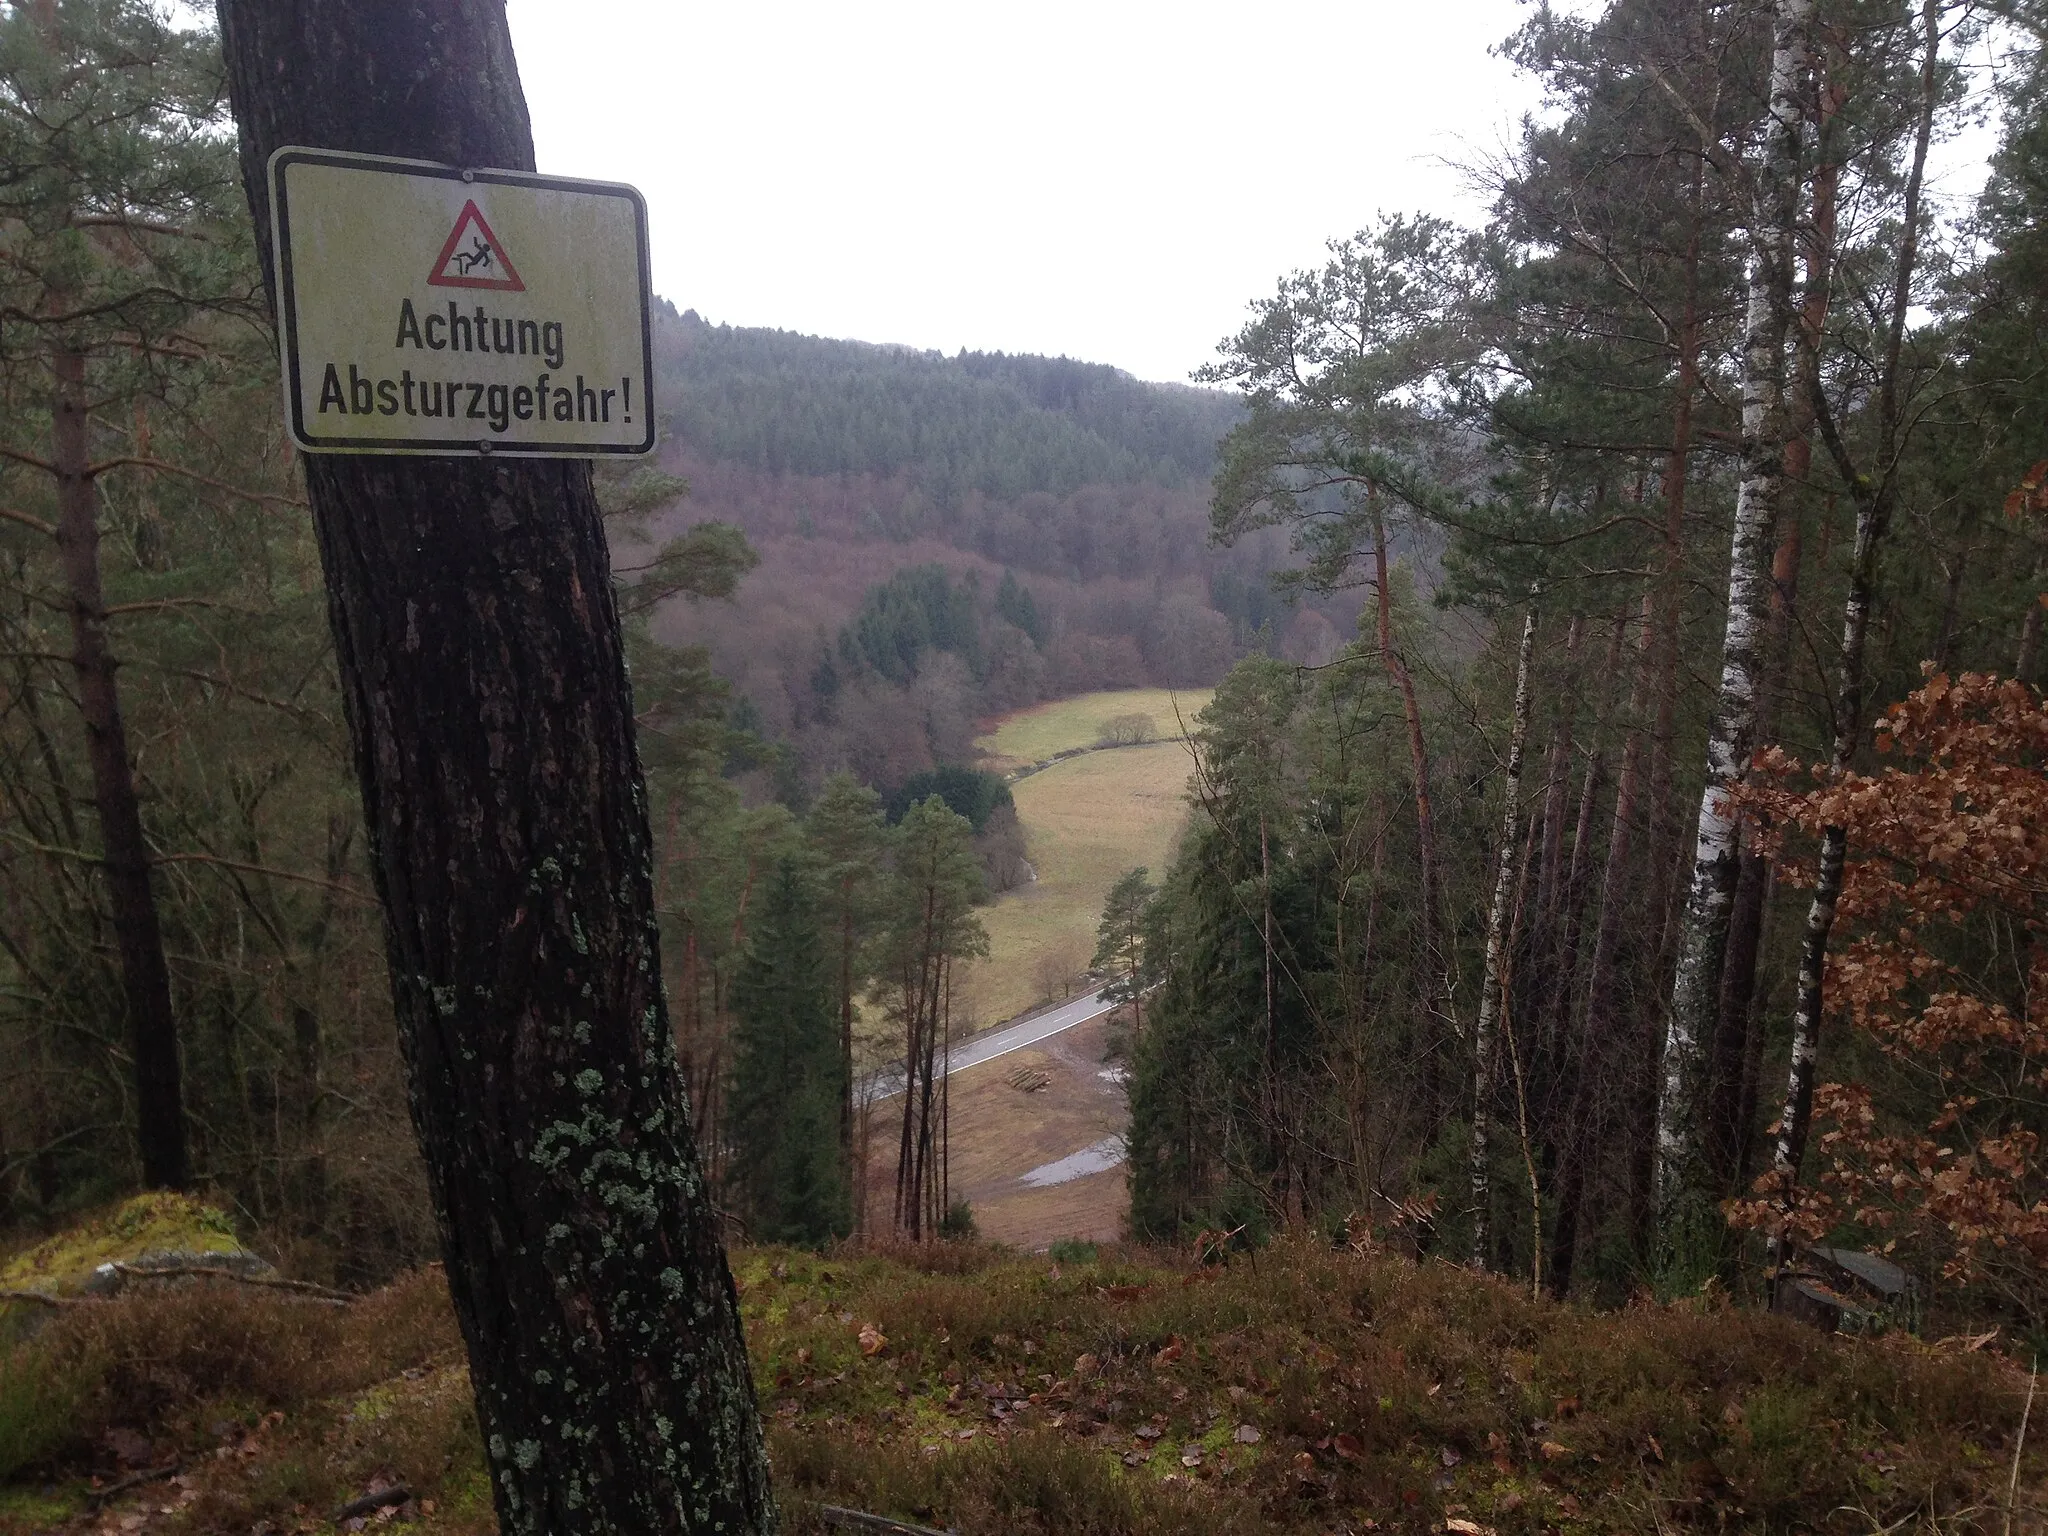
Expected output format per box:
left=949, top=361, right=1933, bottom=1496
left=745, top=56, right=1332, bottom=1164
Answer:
left=268, top=148, right=653, bottom=457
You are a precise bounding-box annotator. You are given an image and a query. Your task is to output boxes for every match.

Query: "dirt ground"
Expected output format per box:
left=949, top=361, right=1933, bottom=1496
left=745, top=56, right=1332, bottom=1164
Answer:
left=860, top=1012, right=1129, bottom=1250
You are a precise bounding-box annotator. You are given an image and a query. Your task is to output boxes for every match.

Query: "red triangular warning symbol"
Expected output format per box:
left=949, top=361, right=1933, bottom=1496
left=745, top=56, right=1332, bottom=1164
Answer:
left=427, top=200, right=525, bottom=291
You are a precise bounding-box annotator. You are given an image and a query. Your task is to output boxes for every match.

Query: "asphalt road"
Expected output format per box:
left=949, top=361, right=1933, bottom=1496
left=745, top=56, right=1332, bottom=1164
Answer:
left=866, top=988, right=1116, bottom=1102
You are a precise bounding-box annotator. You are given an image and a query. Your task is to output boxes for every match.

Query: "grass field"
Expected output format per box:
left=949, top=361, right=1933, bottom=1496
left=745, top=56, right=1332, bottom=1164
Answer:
left=959, top=737, right=1195, bottom=1031
left=975, top=687, right=1212, bottom=775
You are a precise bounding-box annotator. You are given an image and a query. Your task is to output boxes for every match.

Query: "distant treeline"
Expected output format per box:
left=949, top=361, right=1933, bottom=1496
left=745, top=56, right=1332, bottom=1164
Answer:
left=655, top=306, right=1242, bottom=500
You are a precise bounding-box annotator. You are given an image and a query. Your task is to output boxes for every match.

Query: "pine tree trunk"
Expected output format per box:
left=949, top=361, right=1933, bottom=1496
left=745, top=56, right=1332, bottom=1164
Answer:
left=1370, top=497, right=1447, bottom=1116
left=1470, top=610, right=1537, bottom=1269
left=1657, top=0, right=1812, bottom=1242
left=1544, top=619, right=1623, bottom=1294
left=51, top=345, right=188, bottom=1192
left=214, top=7, right=775, bottom=1531
left=1533, top=617, right=1585, bottom=938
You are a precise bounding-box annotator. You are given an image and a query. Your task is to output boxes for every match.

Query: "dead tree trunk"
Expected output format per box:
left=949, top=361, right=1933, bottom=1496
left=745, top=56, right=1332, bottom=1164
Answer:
left=214, top=7, right=775, bottom=1532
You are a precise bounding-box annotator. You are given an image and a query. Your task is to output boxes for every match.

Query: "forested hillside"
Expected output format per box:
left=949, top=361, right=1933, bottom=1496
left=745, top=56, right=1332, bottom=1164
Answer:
left=640, top=309, right=1349, bottom=793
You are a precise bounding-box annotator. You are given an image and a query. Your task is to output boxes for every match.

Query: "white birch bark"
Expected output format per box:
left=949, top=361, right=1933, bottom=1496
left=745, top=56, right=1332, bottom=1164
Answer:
left=1657, top=0, right=1811, bottom=1228
left=1471, top=609, right=1538, bottom=1269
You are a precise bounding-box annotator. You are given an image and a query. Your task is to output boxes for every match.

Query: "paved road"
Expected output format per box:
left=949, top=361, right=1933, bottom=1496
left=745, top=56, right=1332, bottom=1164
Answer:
left=866, top=988, right=1116, bottom=1102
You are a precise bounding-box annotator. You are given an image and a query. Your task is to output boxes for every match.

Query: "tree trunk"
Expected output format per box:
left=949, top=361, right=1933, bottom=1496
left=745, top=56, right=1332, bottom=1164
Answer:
left=1544, top=618, right=1623, bottom=1294
left=1370, top=496, right=1447, bottom=1117
left=51, top=345, right=189, bottom=1192
left=1533, top=617, right=1585, bottom=939
left=840, top=895, right=855, bottom=1219
left=214, top=8, right=775, bottom=1532
left=1657, top=0, right=1812, bottom=1243
left=1767, top=0, right=1940, bottom=1276
left=1470, top=609, right=1538, bottom=1270
left=1707, top=70, right=1835, bottom=1198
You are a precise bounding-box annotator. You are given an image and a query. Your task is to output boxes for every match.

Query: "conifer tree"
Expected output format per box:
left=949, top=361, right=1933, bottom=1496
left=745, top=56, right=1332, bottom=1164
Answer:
left=728, top=859, right=849, bottom=1247
left=1094, top=867, right=1155, bottom=1039
left=805, top=773, right=889, bottom=1198
left=214, top=3, right=775, bottom=1529
left=884, top=795, right=987, bottom=1238
left=0, top=0, right=254, bottom=1191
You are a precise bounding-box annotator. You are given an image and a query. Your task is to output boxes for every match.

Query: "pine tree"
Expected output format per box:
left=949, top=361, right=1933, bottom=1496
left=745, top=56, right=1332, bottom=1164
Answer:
left=0, top=0, right=254, bottom=1190
left=884, top=795, right=987, bottom=1239
left=804, top=772, right=889, bottom=1211
left=1093, top=867, right=1155, bottom=1039
left=728, top=859, right=850, bottom=1247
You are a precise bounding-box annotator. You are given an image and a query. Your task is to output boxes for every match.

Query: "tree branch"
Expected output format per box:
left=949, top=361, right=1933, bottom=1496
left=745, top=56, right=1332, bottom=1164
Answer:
left=85, top=456, right=306, bottom=508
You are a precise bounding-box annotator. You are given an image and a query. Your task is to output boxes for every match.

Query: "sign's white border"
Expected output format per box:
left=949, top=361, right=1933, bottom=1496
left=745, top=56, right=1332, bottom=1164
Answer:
left=268, top=147, right=656, bottom=458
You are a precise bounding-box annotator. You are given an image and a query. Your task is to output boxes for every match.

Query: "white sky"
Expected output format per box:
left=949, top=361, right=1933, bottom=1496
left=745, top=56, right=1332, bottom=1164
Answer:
left=502, top=0, right=1546, bottom=384
left=502, top=1, right=2007, bottom=386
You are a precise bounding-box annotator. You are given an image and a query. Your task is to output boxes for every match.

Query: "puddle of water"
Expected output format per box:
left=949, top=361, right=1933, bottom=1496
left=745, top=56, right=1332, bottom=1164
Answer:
left=1019, top=1136, right=1126, bottom=1188
left=1097, top=1066, right=1128, bottom=1084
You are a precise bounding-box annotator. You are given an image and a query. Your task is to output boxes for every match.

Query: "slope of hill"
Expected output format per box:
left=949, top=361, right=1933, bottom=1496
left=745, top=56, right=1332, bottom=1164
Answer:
left=4, top=1216, right=2037, bottom=1536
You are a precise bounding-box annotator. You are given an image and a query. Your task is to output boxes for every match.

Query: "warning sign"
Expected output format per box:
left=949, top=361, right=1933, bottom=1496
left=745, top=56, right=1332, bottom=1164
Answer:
left=268, top=147, right=653, bottom=457
left=428, top=200, right=525, bottom=291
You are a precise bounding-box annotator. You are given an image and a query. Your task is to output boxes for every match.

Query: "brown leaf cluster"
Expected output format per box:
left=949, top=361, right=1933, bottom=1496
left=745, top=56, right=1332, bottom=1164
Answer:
left=1732, top=672, right=2048, bottom=1308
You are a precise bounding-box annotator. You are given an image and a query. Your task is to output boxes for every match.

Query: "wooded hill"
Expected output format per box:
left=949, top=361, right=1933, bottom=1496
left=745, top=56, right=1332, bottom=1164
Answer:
left=641, top=308, right=1351, bottom=794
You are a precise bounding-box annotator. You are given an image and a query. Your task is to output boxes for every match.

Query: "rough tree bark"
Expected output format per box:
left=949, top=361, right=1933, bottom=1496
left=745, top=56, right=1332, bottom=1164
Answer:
left=1657, top=0, right=1812, bottom=1241
left=1470, top=609, right=1538, bottom=1270
left=1546, top=616, right=1625, bottom=1294
left=214, top=6, right=776, bottom=1532
left=1767, top=0, right=1941, bottom=1274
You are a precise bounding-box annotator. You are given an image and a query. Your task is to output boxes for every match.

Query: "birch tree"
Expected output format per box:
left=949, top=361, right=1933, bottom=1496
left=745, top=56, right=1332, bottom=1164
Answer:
left=1470, top=608, right=1538, bottom=1269
left=1657, top=0, right=1814, bottom=1248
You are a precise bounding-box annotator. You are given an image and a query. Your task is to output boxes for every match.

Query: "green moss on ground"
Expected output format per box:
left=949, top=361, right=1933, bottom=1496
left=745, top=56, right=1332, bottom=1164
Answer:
left=0, top=1193, right=243, bottom=1297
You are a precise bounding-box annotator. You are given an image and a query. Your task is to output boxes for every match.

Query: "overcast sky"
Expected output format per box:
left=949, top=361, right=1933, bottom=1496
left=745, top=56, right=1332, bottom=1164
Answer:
left=501, top=0, right=1550, bottom=383
left=501, top=1, right=2003, bottom=386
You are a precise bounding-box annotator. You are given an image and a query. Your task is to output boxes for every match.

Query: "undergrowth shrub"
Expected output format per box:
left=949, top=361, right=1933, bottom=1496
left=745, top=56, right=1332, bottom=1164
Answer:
left=770, top=1427, right=1264, bottom=1535
left=0, top=1266, right=459, bottom=1479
